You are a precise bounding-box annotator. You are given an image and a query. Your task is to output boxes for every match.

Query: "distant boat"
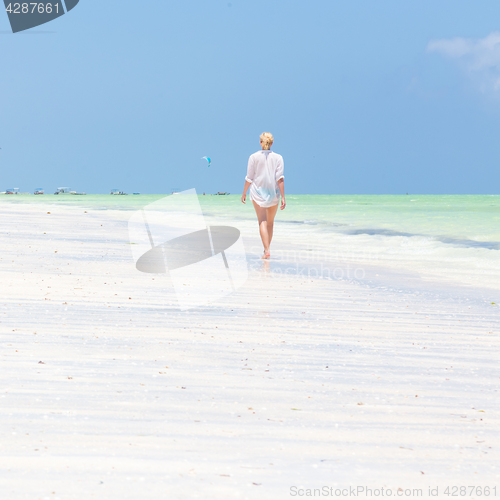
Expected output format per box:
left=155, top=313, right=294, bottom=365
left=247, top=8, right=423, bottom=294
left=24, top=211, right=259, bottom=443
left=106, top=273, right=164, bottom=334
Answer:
left=54, top=187, right=71, bottom=195
left=34, top=188, right=44, bottom=195
left=215, top=192, right=230, bottom=195
left=5, top=188, right=19, bottom=195
left=110, top=189, right=128, bottom=195
left=132, top=193, right=140, bottom=195
left=70, top=191, right=86, bottom=195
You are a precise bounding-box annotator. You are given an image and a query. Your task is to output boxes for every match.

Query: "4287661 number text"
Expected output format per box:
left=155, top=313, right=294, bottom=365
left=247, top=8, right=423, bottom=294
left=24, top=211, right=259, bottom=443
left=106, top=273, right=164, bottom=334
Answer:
left=5, top=3, right=59, bottom=14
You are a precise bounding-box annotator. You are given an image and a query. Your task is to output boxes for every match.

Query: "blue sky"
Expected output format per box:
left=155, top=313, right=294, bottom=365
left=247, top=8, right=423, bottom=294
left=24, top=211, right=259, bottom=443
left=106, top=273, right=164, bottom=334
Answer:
left=1, top=0, right=500, bottom=195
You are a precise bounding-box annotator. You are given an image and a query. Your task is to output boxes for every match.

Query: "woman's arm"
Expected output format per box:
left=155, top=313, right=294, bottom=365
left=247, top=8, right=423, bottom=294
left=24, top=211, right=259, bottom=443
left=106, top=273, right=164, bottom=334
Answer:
left=277, top=178, right=285, bottom=210
left=241, top=180, right=252, bottom=204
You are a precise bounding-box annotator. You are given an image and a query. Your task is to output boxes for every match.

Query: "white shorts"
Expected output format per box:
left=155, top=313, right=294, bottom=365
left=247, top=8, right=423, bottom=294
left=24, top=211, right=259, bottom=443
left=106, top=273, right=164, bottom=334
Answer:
left=251, top=194, right=279, bottom=208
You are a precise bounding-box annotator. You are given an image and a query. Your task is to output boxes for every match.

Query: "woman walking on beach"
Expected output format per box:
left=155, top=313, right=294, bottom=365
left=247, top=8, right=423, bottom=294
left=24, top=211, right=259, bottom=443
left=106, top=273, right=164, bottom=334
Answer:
left=241, top=132, right=286, bottom=259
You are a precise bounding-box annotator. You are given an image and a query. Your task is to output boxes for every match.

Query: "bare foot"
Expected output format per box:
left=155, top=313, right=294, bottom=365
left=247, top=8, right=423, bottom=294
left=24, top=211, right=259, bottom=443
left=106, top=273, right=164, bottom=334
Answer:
left=261, top=250, right=270, bottom=259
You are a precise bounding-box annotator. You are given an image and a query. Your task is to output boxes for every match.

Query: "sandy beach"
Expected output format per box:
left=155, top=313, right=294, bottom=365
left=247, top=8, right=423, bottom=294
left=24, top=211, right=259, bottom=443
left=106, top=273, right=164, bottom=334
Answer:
left=0, top=197, right=499, bottom=499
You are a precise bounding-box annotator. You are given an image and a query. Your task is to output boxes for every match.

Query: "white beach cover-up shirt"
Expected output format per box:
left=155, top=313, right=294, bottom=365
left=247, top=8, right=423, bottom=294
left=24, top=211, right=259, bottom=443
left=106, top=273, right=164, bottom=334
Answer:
left=245, top=150, right=284, bottom=208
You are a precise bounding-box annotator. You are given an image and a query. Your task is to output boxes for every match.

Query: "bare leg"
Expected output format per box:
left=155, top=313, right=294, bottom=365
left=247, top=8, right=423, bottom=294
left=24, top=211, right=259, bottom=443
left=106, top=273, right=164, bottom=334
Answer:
left=266, top=203, right=279, bottom=247
left=253, top=201, right=279, bottom=259
left=252, top=200, right=271, bottom=258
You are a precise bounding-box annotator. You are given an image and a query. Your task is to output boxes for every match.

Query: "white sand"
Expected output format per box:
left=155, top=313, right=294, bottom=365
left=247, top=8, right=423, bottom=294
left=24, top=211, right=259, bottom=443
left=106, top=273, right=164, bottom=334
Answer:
left=0, top=202, right=499, bottom=499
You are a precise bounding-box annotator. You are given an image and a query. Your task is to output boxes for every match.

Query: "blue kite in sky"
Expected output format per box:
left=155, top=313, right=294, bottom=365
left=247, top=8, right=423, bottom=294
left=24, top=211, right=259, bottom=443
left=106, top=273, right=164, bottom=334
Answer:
left=201, top=156, right=211, bottom=167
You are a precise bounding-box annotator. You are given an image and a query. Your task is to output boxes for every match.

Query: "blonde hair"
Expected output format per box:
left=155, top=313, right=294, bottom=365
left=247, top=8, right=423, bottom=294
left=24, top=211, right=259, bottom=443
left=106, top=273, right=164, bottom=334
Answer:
left=260, top=132, right=274, bottom=150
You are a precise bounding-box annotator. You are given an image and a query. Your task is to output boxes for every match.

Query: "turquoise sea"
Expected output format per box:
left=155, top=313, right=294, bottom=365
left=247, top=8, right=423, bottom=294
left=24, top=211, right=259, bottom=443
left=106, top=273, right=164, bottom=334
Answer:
left=3, top=193, right=499, bottom=241
left=2, top=194, right=499, bottom=292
